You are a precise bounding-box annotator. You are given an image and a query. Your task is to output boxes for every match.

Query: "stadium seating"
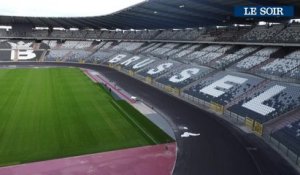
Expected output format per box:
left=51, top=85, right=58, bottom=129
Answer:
left=98, top=41, right=114, bottom=50
left=139, top=30, right=160, bottom=40
left=184, top=71, right=264, bottom=105
left=150, top=43, right=179, bottom=56
left=140, top=43, right=164, bottom=53
left=257, top=50, right=300, bottom=77
left=239, top=24, right=285, bottom=42
left=155, top=65, right=212, bottom=88
left=50, top=30, right=73, bottom=38
left=46, top=50, right=70, bottom=61
left=177, top=45, right=221, bottom=63
left=172, top=45, right=201, bottom=60
left=71, top=30, right=86, bottom=38
left=287, top=68, right=300, bottom=80
left=235, top=56, right=269, bottom=70
left=74, top=41, right=93, bottom=49
left=233, top=47, right=278, bottom=71
left=259, top=59, right=300, bottom=76
left=228, top=82, right=300, bottom=123
left=276, top=24, right=300, bottom=43
left=0, top=40, right=12, bottom=48
left=285, top=50, right=300, bottom=59
left=0, top=29, right=7, bottom=37
left=271, top=119, right=300, bottom=155
left=87, top=51, right=115, bottom=64
left=99, top=30, right=116, bottom=39
left=164, top=44, right=192, bottom=57
left=201, top=45, right=222, bottom=52
left=60, top=41, right=79, bottom=49
left=65, top=50, right=92, bottom=62
left=123, top=31, right=138, bottom=40
left=182, top=51, right=209, bottom=63
left=194, top=52, right=223, bottom=65
left=212, top=54, right=244, bottom=69
left=1, top=23, right=300, bottom=43
left=215, top=27, right=251, bottom=42
left=154, top=30, right=179, bottom=40
left=111, top=42, right=144, bottom=52
left=0, top=50, right=12, bottom=61
left=29, top=30, right=49, bottom=38
left=114, top=31, right=126, bottom=39
left=42, top=40, right=57, bottom=49
left=136, top=60, right=182, bottom=79
left=86, top=30, right=102, bottom=39
left=171, top=29, right=205, bottom=41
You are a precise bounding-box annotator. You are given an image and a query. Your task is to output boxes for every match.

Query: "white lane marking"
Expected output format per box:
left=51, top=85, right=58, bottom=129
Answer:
left=178, top=126, right=188, bottom=130
left=181, top=132, right=200, bottom=138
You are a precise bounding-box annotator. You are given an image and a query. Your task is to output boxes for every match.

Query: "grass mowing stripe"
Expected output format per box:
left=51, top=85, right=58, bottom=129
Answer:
left=0, top=67, right=173, bottom=166
left=99, top=84, right=172, bottom=144
left=115, top=101, right=173, bottom=143
left=110, top=100, right=158, bottom=144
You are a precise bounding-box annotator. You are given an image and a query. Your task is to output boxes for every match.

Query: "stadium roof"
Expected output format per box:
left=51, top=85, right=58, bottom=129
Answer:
left=0, top=0, right=299, bottom=29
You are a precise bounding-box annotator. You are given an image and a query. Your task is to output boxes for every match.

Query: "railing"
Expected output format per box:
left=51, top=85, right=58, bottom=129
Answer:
left=268, top=135, right=300, bottom=167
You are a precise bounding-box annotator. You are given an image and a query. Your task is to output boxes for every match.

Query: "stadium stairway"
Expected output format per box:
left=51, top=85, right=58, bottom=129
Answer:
left=249, top=57, right=276, bottom=74
left=39, top=50, right=48, bottom=62
left=60, top=51, right=73, bottom=62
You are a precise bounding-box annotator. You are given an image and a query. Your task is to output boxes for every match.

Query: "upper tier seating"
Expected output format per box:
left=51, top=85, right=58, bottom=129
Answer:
left=0, top=29, right=7, bottom=37
left=99, top=31, right=116, bottom=39
left=50, top=30, right=73, bottom=38
left=154, top=30, right=179, bottom=40
left=239, top=25, right=285, bottom=42
left=29, top=30, right=48, bottom=38
left=111, top=42, right=144, bottom=52
left=275, top=24, right=300, bottom=43
left=86, top=30, right=102, bottom=39
left=139, top=30, right=160, bottom=40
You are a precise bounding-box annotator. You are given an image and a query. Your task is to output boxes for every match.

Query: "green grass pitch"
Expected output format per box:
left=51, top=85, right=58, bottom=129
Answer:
left=0, top=67, right=172, bottom=166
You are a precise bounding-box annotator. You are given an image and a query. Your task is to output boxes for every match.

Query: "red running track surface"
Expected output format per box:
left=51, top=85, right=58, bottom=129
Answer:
left=0, top=143, right=176, bottom=175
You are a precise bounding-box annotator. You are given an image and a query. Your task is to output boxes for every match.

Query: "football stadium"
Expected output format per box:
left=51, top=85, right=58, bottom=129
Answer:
left=0, top=0, right=300, bottom=175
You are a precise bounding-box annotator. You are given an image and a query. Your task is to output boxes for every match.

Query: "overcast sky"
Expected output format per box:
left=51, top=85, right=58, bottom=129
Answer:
left=0, top=0, right=145, bottom=17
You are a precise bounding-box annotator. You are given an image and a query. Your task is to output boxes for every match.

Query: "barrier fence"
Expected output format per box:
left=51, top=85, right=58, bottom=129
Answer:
left=268, top=135, right=300, bottom=167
